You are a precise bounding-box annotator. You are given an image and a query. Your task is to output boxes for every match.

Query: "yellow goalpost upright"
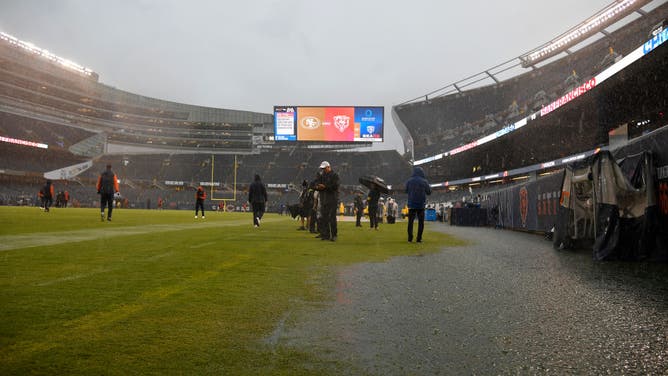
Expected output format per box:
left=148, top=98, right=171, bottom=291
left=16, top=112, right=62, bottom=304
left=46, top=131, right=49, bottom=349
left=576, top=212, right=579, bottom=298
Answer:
left=208, top=154, right=238, bottom=209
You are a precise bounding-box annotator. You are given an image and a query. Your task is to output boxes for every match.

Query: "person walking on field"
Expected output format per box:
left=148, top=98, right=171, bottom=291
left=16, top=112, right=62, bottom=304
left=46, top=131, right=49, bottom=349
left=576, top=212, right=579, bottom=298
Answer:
left=354, top=191, right=365, bottom=227
left=195, top=186, right=207, bottom=219
left=405, top=166, right=431, bottom=242
left=367, top=185, right=381, bottom=230
left=39, top=179, right=54, bottom=212
left=248, top=174, right=267, bottom=228
left=97, top=164, right=120, bottom=222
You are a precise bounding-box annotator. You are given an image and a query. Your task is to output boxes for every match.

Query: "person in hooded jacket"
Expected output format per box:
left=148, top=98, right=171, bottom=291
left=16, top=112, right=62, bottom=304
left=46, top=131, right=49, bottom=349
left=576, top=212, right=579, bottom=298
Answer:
left=405, top=166, right=432, bottom=242
left=248, top=174, right=268, bottom=227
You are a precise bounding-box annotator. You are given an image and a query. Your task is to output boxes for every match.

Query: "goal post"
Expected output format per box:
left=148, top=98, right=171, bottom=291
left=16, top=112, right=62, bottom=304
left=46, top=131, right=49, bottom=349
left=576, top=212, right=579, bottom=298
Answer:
left=208, top=154, right=238, bottom=206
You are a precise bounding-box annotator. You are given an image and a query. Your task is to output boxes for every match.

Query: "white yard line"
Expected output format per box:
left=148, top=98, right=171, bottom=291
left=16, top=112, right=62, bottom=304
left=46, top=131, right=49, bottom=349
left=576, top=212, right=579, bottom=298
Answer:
left=0, top=218, right=276, bottom=251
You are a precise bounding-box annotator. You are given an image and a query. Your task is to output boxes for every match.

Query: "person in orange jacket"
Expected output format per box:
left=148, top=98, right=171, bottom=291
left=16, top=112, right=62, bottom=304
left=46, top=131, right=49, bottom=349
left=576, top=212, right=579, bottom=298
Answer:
left=39, top=179, right=55, bottom=212
left=195, top=186, right=207, bottom=218
left=96, top=164, right=120, bottom=222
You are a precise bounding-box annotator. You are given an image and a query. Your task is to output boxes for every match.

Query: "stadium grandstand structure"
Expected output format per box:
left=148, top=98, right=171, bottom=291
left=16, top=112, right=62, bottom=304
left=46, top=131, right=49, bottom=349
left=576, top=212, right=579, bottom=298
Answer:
left=392, top=0, right=667, bottom=182
left=387, top=0, right=668, bottom=255
left=0, top=30, right=274, bottom=157
left=0, top=29, right=411, bottom=209
left=3, top=0, right=666, bottom=219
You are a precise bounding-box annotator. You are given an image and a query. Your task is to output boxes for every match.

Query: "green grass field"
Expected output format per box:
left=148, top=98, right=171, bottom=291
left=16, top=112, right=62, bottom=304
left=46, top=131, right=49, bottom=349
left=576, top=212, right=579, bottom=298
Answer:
left=0, top=206, right=465, bottom=375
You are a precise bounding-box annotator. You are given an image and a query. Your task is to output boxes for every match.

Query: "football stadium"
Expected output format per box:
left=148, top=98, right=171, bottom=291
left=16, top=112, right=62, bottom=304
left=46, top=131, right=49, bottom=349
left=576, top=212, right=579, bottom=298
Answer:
left=1, top=1, right=667, bottom=374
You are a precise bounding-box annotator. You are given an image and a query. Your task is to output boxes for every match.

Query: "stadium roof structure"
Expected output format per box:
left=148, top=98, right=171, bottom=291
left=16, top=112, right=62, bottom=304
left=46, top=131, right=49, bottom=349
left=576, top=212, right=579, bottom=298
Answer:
left=395, top=0, right=660, bottom=106
left=390, top=0, right=667, bottom=189
left=519, top=0, right=651, bottom=67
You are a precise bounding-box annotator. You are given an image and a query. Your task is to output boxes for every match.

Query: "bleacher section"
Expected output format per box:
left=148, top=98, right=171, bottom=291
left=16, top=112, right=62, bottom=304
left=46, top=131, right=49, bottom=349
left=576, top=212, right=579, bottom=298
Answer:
left=395, top=2, right=668, bottom=161
left=422, top=41, right=667, bottom=183
left=0, top=34, right=273, bottom=156
left=76, top=149, right=409, bottom=189
left=3, top=148, right=407, bottom=211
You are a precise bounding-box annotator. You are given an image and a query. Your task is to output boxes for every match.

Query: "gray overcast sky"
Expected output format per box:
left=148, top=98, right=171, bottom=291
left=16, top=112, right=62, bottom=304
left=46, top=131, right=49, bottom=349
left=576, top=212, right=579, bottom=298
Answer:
left=0, top=0, right=631, bottom=151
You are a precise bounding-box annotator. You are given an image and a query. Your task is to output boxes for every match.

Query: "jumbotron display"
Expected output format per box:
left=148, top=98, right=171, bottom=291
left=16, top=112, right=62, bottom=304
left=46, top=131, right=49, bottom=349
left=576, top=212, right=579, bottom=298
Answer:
left=273, top=106, right=384, bottom=142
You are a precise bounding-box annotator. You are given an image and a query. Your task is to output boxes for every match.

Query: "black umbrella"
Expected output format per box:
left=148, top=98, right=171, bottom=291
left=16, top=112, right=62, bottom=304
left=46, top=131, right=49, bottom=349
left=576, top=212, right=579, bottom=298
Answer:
left=359, top=175, right=390, bottom=194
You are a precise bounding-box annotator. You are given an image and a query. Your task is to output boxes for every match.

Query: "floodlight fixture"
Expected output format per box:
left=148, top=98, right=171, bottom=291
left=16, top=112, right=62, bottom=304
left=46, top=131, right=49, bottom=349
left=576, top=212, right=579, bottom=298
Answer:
left=520, top=0, right=650, bottom=67
left=0, top=31, right=95, bottom=77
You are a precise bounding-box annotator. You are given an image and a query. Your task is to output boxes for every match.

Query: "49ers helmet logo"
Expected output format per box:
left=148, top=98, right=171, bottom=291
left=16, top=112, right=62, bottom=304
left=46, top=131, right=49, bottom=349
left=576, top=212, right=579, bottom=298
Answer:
left=300, top=116, right=321, bottom=130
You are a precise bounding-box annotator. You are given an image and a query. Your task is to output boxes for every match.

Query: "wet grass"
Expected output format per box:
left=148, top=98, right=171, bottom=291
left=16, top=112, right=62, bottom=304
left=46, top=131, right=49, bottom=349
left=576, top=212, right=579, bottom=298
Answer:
left=0, top=206, right=465, bottom=375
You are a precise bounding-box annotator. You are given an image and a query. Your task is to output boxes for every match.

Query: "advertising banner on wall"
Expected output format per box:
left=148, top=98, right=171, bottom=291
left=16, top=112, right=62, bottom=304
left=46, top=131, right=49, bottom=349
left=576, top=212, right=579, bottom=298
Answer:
left=44, top=160, right=93, bottom=180
left=484, top=172, right=563, bottom=233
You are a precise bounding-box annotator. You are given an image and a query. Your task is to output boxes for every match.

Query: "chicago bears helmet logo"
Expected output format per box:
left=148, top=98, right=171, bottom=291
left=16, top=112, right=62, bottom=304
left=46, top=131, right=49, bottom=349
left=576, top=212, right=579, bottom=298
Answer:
left=333, top=115, right=350, bottom=133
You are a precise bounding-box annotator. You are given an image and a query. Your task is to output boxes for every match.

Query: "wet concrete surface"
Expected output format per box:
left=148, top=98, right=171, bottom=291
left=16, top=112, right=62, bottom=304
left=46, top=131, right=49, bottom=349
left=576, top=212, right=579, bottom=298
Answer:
left=275, top=224, right=668, bottom=375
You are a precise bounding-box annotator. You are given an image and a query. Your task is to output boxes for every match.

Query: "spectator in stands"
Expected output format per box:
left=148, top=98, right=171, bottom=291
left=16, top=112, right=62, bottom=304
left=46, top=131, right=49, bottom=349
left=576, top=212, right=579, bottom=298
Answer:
left=96, top=164, right=120, bottom=222
left=39, top=179, right=54, bottom=212
left=195, top=186, right=207, bottom=219
left=315, top=161, right=340, bottom=241
left=367, top=184, right=381, bottom=230
left=405, top=166, right=432, bottom=243
left=63, top=190, right=69, bottom=208
left=563, top=70, right=581, bottom=93
left=248, top=174, right=267, bottom=228
left=354, top=191, right=365, bottom=227
left=531, top=90, right=549, bottom=111
left=506, top=100, right=520, bottom=120
left=597, top=46, right=622, bottom=71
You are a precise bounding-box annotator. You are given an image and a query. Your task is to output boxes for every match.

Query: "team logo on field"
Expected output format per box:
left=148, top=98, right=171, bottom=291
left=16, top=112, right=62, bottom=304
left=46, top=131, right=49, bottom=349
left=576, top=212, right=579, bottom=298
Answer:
left=300, top=116, right=321, bottom=130
left=333, top=115, right=350, bottom=133
left=519, top=187, right=528, bottom=227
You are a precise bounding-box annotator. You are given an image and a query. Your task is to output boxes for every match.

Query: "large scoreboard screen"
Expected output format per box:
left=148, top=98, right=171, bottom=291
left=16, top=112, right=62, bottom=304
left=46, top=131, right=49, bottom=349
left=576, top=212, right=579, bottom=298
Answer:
left=273, top=106, right=384, bottom=142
